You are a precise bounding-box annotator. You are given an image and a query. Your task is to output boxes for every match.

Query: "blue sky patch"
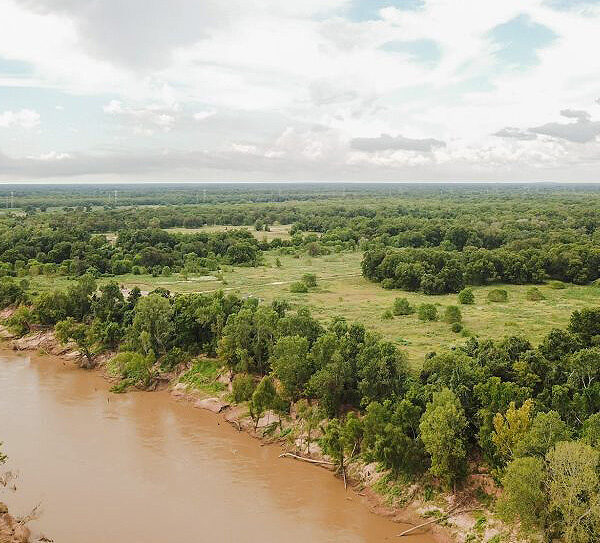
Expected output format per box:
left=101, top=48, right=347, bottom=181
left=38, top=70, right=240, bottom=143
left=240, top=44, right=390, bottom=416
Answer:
left=380, top=39, right=441, bottom=65
left=345, top=0, right=424, bottom=21
left=489, top=14, right=557, bottom=68
left=0, top=57, right=32, bottom=76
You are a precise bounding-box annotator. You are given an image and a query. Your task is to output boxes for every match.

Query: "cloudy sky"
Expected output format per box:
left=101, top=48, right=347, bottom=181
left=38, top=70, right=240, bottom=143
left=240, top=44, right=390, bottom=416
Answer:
left=1, top=0, right=600, bottom=183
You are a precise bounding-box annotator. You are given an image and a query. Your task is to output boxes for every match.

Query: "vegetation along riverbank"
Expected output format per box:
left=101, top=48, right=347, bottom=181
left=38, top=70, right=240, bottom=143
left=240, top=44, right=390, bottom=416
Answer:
left=3, top=185, right=600, bottom=542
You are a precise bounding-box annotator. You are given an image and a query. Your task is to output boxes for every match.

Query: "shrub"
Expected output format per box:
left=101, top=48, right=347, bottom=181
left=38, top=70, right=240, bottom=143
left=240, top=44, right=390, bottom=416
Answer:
left=160, top=347, right=187, bottom=371
left=179, top=358, right=224, bottom=393
left=381, top=278, right=395, bottom=289
left=458, top=287, right=475, bottom=305
left=443, top=305, right=462, bottom=324
left=232, top=373, right=256, bottom=403
left=488, top=289, right=508, bottom=302
left=526, top=287, right=545, bottom=301
left=548, top=281, right=566, bottom=289
left=451, top=322, right=463, bottom=333
left=4, top=306, right=33, bottom=337
left=290, top=281, right=308, bottom=293
left=393, top=297, right=414, bottom=316
left=381, top=309, right=394, bottom=320
left=107, top=351, right=154, bottom=387
left=417, top=303, right=438, bottom=321
left=302, top=273, right=317, bottom=288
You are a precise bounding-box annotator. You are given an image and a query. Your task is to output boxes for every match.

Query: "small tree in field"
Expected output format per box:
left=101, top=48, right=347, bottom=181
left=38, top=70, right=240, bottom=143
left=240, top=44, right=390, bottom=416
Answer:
left=443, top=305, right=462, bottom=324
left=302, top=273, right=317, bottom=288
left=458, top=287, right=475, bottom=304
left=417, top=303, right=438, bottom=321
left=488, top=289, right=508, bottom=302
left=393, top=297, right=414, bottom=316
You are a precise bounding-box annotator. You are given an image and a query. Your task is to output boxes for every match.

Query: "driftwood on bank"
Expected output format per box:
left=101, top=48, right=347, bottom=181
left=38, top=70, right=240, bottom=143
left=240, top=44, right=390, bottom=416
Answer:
left=278, top=452, right=335, bottom=465
left=397, top=505, right=482, bottom=537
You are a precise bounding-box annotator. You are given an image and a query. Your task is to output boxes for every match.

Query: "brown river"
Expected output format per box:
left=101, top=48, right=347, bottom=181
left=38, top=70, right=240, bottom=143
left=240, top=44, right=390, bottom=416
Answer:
left=0, top=351, right=436, bottom=543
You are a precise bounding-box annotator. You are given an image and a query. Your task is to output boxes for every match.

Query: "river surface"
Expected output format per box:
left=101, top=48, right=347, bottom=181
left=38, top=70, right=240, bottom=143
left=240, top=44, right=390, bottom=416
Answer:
left=0, top=351, right=435, bottom=543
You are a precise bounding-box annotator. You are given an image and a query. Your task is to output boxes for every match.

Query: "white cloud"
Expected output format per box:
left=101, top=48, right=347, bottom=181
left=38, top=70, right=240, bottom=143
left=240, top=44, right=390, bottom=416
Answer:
left=0, top=109, right=40, bottom=129
left=1, top=0, right=600, bottom=180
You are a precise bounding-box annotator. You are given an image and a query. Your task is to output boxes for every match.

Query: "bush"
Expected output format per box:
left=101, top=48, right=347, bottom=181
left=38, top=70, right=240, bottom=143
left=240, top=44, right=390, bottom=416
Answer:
left=393, top=297, right=414, bottom=316
left=302, top=273, right=317, bottom=288
left=451, top=322, right=463, bottom=333
left=381, top=278, right=395, bottom=289
left=526, top=287, right=545, bottom=301
left=458, top=287, right=475, bottom=305
left=548, top=280, right=566, bottom=289
left=160, top=347, right=187, bottom=371
left=417, top=303, right=438, bottom=321
left=232, top=373, right=257, bottom=403
left=290, top=281, right=308, bottom=293
left=4, top=306, right=33, bottom=337
left=381, top=309, right=394, bottom=320
left=107, top=351, right=154, bottom=387
left=488, top=289, right=508, bottom=302
left=443, top=305, right=462, bottom=324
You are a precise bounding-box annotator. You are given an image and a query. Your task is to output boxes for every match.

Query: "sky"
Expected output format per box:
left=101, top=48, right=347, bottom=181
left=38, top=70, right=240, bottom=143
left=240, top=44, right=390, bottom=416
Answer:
left=1, top=0, right=600, bottom=183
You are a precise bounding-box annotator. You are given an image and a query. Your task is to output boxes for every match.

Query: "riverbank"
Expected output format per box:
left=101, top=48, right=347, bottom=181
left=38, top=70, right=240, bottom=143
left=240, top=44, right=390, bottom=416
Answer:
left=0, top=325, right=513, bottom=543
left=0, top=503, right=31, bottom=543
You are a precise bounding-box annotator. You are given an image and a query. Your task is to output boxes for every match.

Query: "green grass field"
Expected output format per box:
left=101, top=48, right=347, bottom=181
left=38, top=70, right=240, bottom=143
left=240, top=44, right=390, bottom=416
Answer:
left=27, top=250, right=600, bottom=367
left=165, top=223, right=294, bottom=242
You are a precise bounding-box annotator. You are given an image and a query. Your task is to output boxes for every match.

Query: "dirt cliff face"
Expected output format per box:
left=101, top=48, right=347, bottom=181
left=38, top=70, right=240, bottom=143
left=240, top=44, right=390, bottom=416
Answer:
left=8, top=330, right=80, bottom=362
left=0, top=503, right=31, bottom=543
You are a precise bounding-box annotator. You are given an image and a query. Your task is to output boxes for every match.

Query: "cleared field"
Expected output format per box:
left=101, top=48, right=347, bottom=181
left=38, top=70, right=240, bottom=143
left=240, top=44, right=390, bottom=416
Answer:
left=27, top=250, right=600, bottom=366
left=165, top=224, right=294, bottom=241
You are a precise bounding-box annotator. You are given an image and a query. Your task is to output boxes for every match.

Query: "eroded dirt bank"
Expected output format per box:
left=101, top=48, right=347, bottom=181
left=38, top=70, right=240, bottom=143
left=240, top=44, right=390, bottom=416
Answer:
left=0, top=504, right=30, bottom=543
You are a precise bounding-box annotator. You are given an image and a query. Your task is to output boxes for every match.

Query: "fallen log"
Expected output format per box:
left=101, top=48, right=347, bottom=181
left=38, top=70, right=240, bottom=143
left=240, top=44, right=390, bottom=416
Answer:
left=278, top=452, right=335, bottom=465
left=397, top=507, right=482, bottom=537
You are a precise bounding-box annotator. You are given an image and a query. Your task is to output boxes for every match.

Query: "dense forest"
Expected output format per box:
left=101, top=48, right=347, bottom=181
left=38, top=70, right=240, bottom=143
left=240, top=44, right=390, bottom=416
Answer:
left=2, top=184, right=600, bottom=542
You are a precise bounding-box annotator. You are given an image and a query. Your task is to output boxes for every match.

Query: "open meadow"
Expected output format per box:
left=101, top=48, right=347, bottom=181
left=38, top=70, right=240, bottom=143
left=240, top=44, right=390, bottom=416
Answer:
left=27, top=249, right=600, bottom=366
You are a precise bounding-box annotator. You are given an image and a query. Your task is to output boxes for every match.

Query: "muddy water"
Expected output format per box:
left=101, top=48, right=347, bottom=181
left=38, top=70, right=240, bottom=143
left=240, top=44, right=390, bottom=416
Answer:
left=0, top=352, right=435, bottom=543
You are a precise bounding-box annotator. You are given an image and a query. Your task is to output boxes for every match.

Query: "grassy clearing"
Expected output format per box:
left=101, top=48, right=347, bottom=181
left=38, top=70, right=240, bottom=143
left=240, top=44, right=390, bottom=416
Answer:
left=179, top=358, right=225, bottom=395
left=165, top=223, right=294, bottom=241
left=26, top=250, right=600, bottom=367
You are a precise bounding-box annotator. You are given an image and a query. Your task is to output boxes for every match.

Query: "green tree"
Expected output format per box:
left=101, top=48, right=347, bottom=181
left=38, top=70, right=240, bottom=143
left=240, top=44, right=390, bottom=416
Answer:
left=270, top=335, right=311, bottom=401
left=129, top=294, right=174, bottom=355
left=232, top=373, right=256, bottom=403
left=492, top=400, right=533, bottom=464
left=250, top=376, right=277, bottom=430
left=458, top=287, right=475, bottom=305
left=55, top=317, right=98, bottom=368
left=419, top=388, right=468, bottom=489
left=443, top=305, right=462, bottom=324
left=302, top=273, right=317, bottom=288
left=362, top=399, right=425, bottom=476
left=582, top=413, right=600, bottom=448
left=487, top=288, right=508, bottom=302
left=296, top=399, right=321, bottom=455
left=515, top=411, right=571, bottom=458
left=393, top=297, right=414, bottom=316
left=547, top=441, right=600, bottom=543
left=417, top=303, right=438, bottom=321
left=498, top=456, right=547, bottom=531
